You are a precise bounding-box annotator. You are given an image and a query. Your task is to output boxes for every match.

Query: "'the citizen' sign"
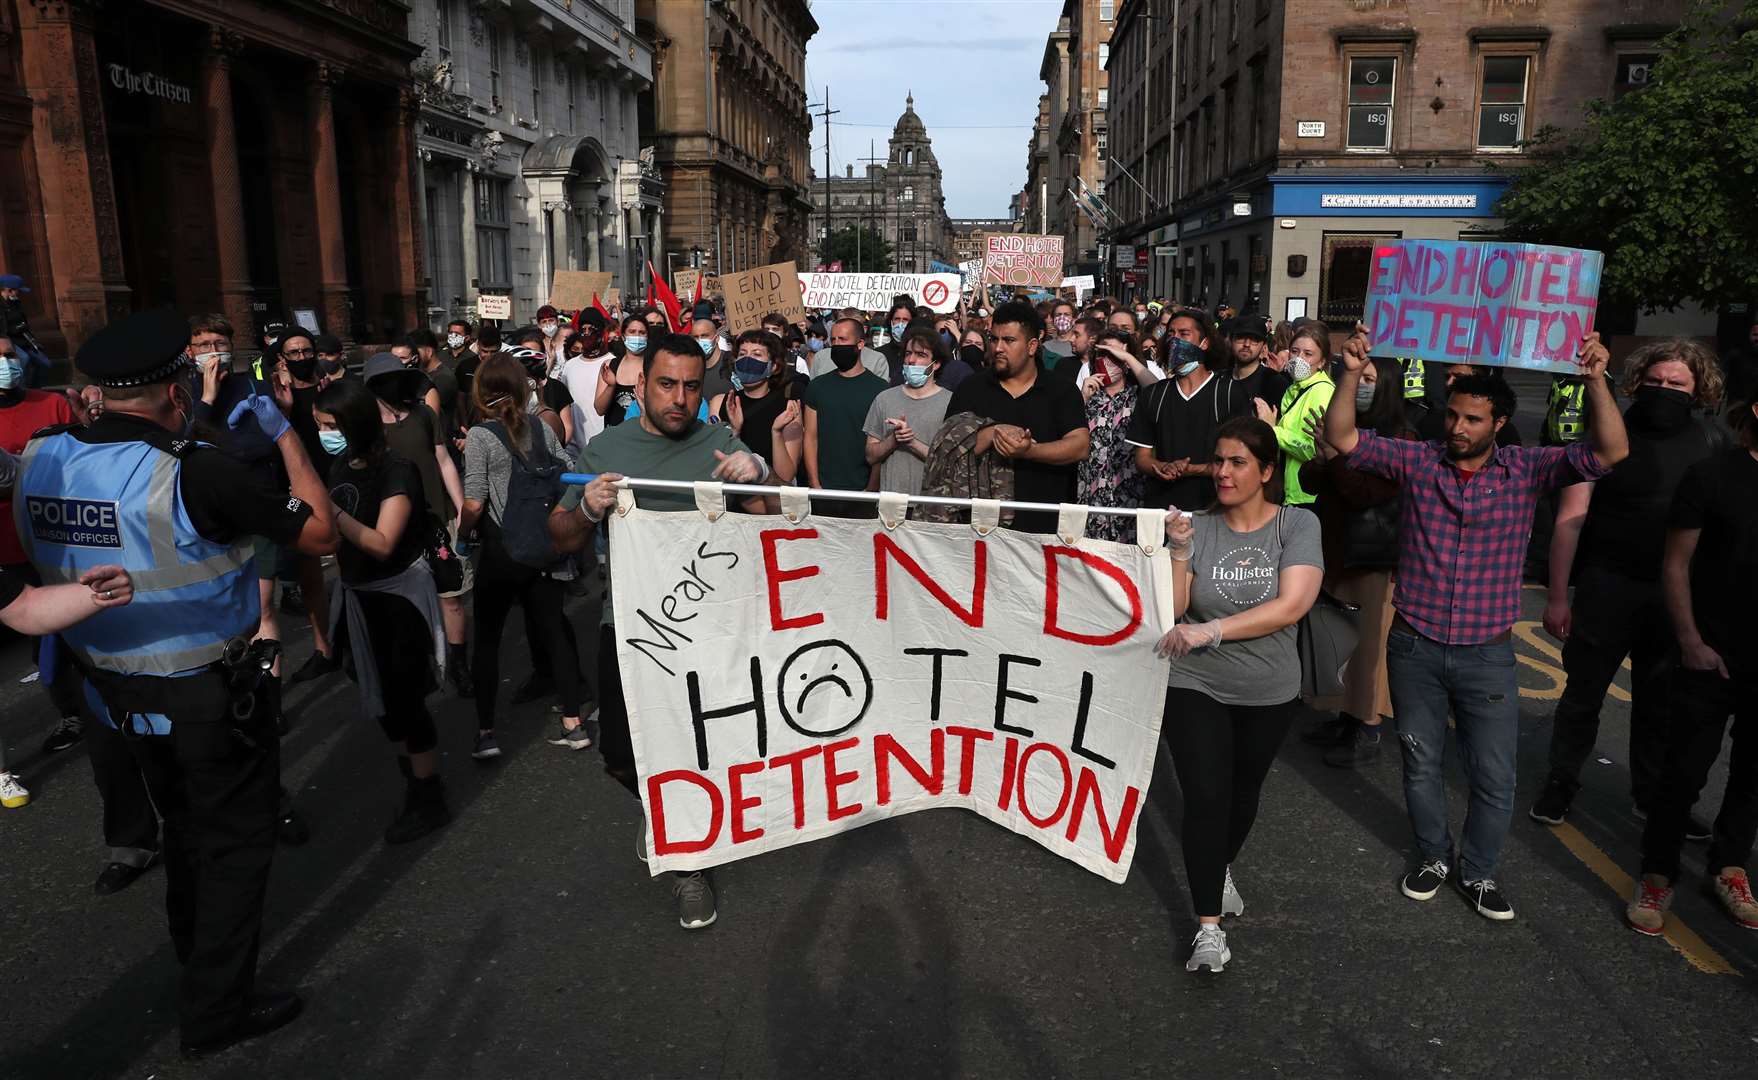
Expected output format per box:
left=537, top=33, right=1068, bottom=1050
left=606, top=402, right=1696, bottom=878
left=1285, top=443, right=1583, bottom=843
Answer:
left=107, top=64, right=194, bottom=105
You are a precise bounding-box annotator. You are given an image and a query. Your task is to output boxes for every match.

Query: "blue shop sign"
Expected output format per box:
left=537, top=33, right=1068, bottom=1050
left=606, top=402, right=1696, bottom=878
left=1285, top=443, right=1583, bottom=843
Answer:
left=1272, top=175, right=1510, bottom=217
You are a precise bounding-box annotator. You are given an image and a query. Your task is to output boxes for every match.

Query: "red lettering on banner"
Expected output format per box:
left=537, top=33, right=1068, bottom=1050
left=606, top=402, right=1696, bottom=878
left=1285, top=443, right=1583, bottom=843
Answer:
left=768, top=745, right=823, bottom=829
left=1065, top=768, right=1143, bottom=864
left=822, top=736, right=863, bottom=821
left=1450, top=244, right=1480, bottom=297
left=1536, top=255, right=1569, bottom=306
left=1472, top=305, right=1508, bottom=358
left=1480, top=248, right=1515, bottom=299
left=874, top=533, right=987, bottom=627
left=1042, top=547, right=1143, bottom=646
left=945, top=725, right=995, bottom=795
left=728, top=760, right=766, bottom=843
left=1015, top=742, right=1074, bottom=828
left=997, top=735, right=1021, bottom=812
left=1392, top=303, right=1421, bottom=349
left=1565, top=252, right=1595, bottom=307
left=1367, top=247, right=1400, bottom=295
left=648, top=770, right=724, bottom=854
left=1394, top=245, right=1426, bottom=295
left=759, top=528, right=824, bottom=631
left=1516, top=248, right=1547, bottom=303
left=1444, top=306, right=1475, bottom=356
left=874, top=730, right=944, bottom=804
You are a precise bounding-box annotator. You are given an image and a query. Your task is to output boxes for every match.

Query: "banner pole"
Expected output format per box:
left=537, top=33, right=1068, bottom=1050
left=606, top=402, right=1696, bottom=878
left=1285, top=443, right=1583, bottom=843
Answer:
left=558, top=475, right=1186, bottom=520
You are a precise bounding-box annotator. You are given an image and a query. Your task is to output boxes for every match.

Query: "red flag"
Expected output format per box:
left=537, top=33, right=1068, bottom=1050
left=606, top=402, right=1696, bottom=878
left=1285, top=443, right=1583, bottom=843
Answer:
left=644, top=270, right=654, bottom=311
left=592, top=293, right=611, bottom=322
left=649, top=260, right=684, bottom=331
left=691, top=270, right=704, bottom=309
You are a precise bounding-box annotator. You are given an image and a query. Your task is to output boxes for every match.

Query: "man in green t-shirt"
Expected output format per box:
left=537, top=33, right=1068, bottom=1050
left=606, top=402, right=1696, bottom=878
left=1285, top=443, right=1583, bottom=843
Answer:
left=550, top=332, right=767, bottom=933
left=803, top=325, right=887, bottom=517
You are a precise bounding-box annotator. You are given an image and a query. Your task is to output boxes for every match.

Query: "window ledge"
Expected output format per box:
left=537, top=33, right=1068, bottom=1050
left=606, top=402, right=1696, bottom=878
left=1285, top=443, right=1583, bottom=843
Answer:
left=1604, top=23, right=1676, bottom=44
left=1332, top=27, right=1417, bottom=45
left=1467, top=26, right=1552, bottom=43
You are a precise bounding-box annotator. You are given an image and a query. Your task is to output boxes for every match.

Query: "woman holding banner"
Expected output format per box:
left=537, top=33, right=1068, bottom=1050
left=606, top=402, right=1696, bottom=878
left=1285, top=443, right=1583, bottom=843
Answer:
left=1155, top=416, right=1324, bottom=975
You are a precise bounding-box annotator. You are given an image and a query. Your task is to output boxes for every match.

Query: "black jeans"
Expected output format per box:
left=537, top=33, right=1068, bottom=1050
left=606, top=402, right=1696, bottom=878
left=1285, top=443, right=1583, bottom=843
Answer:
left=1162, top=687, right=1298, bottom=918
left=85, top=708, right=160, bottom=863
left=471, top=529, right=586, bottom=728
left=596, top=631, right=637, bottom=796
left=1641, top=665, right=1758, bottom=881
left=1545, top=565, right=1675, bottom=805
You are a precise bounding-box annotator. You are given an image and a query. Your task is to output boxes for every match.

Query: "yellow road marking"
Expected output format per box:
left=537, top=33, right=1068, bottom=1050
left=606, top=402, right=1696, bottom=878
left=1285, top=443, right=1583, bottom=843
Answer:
left=1513, top=621, right=1630, bottom=702
left=1547, top=822, right=1740, bottom=976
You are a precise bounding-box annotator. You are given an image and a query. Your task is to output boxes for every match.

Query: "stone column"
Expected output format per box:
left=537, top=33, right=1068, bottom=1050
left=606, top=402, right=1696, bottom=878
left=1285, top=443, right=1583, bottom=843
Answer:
left=460, top=162, right=478, bottom=315
left=17, top=0, right=131, bottom=354
left=202, top=26, right=255, bottom=349
left=308, top=62, right=352, bottom=339
left=390, top=87, right=424, bottom=330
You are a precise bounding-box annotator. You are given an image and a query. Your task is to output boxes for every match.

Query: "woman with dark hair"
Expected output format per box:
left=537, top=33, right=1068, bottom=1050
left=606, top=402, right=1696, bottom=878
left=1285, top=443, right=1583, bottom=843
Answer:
left=595, top=312, right=651, bottom=428
left=1155, top=415, right=1324, bottom=974
left=461, top=353, right=588, bottom=759
left=1298, top=355, right=1419, bottom=766
left=715, top=329, right=804, bottom=484
left=1075, top=328, right=1148, bottom=540
left=315, top=376, right=450, bottom=844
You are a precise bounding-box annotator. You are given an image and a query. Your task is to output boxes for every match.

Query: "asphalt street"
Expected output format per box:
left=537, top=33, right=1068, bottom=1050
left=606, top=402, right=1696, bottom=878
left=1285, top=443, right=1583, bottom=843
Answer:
left=4, top=376, right=1754, bottom=1080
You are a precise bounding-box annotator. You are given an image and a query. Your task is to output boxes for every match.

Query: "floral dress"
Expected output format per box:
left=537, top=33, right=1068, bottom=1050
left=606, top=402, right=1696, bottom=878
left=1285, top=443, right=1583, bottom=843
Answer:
left=1076, top=383, right=1144, bottom=542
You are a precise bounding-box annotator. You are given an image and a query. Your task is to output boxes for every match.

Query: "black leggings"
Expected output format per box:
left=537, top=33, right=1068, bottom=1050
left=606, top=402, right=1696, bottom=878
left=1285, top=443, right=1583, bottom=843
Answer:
left=471, top=533, right=586, bottom=729
left=1162, top=687, right=1298, bottom=918
left=596, top=632, right=637, bottom=796
left=355, top=592, right=438, bottom=754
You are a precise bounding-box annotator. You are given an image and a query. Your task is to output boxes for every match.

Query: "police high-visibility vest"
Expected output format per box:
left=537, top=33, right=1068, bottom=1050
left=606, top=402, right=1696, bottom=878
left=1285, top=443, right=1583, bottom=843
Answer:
left=14, top=429, right=259, bottom=679
left=1399, top=358, right=1425, bottom=400
left=1545, top=377, right=1587, bottom=445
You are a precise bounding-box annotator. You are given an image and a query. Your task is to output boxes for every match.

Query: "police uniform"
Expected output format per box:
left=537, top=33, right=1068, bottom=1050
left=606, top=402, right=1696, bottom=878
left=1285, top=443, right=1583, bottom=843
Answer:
left=14, top=308, right=311, bottom=1055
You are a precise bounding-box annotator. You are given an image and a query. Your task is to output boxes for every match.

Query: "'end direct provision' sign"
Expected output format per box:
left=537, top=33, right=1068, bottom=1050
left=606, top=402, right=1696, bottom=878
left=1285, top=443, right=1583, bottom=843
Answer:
left=799, top=273, right=961, bottom=314
left=1364, top=240, right=1602, bottom=375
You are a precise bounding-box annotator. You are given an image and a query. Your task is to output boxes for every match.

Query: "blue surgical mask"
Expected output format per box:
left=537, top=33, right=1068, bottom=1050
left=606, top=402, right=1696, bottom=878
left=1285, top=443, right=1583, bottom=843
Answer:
left=319, top=430, right=349, bottom=456
left=808, top=336, right=826, bottom=352
left=1175, top=360, right=1201, bottom=377
left=1356, top=382, right=1378, bottom=409
left=697, top=338, right=715, bottom=356
left=624, top=335, right=647, bottom=354
left=891, top=321, right=909, bottom=340
left=902, top=363, right=932, bottom=388
left=0, top=358, right=22, bottom=389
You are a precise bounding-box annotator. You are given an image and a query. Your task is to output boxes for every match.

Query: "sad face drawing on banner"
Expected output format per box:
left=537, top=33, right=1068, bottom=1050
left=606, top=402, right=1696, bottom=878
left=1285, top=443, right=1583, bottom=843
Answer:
left=778, top=640, right=874, bottom=739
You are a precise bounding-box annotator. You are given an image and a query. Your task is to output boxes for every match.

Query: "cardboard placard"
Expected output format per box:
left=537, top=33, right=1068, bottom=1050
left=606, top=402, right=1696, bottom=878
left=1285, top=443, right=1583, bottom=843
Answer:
left=673, top=269, right=701, bottom=300
left=798, top=272, right=962, bottom=314
left=984, top=233, right=1065, bottom=288
left=550, top=271, right=614, bottom=312
left=725, top=261, right=805, bottom=332
left=476, top=294, right=512, bottom=321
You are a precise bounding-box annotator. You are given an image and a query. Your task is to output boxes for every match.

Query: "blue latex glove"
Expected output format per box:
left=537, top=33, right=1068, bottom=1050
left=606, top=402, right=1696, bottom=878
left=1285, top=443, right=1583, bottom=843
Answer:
left=227, top=392, right=291, bottom=442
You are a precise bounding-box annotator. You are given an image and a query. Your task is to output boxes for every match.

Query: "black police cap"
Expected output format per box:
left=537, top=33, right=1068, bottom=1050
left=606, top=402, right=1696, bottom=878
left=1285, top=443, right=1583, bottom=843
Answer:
left=76, top=307, right=193, bottom=388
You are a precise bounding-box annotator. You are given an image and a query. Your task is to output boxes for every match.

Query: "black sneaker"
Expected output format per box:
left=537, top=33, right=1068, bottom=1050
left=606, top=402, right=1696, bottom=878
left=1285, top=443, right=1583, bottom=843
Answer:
left=1400, top=858, right=1449, bottom=901
left=1300, top=713, right=1354, bottom=748
left=1457, top=876, right=1516, bottom=921
left=287, top=650, right=339, bottom=686
left=1323, top=722, right=1383, bottom=768
left=1633, top=801, right=1713, bottom=843
left=1529, top=780, right=1573, bottom=826
left=510, top=674, right=554, bottom=705
left=41, top=714, right=84, bottom=754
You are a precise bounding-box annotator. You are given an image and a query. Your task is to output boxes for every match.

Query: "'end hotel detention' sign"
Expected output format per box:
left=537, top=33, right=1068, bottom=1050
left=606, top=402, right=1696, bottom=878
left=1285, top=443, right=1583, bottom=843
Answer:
left=1364, top=240, right=1602, bottom=375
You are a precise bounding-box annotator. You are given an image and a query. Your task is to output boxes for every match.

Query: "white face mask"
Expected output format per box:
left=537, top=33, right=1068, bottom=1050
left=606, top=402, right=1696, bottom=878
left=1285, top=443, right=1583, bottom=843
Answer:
left=540, top=322, right=559, bottom=338
left=1290, top=357, right=1315, bottom=382
left=446, top=332, right=467, bottom=349
left=194, top=350, right=232, bottom=370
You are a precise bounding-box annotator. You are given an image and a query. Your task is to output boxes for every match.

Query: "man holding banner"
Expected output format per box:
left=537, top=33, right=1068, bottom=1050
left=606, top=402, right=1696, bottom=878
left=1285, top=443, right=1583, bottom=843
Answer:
left=547, top=332, right=770, bottom=931
left=1325, top=322, right=1627, bottom=922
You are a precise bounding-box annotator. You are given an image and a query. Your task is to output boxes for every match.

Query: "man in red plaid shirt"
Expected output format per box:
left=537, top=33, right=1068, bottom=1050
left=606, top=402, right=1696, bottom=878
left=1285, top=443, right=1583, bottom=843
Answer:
left=1325, top=324, right=1627, bottom=922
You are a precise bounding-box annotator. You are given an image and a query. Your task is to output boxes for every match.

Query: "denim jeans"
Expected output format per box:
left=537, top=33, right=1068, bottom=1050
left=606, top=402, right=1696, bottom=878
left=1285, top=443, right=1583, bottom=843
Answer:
left=1386, top=628, right=1520, bottom=881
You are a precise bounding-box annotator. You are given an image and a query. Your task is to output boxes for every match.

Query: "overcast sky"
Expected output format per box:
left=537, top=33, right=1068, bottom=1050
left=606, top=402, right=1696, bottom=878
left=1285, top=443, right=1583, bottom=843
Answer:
left=804, top=0, right=1064, bottom=219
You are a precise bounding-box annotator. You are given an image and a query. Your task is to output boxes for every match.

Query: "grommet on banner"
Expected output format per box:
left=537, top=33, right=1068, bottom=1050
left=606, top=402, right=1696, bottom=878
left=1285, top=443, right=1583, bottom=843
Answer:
left=1137, top=507, right=1169, bottom=554
left=1056, top=503, right=1089, bottom=545
left=693, top=481, right=727, bottom=522
left=970, top=499, right=1001, bottom=536
left=614, top=488, right=636, bottom=517
left=779, top=486, right=812, bottom=523
left=876, top=491, right=909, bottom=530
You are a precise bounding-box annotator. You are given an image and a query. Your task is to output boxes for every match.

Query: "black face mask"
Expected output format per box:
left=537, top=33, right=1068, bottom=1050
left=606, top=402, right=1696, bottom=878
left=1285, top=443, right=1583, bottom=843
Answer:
left=285, top=357, right=318, bottom=382
left=959, top=344, right=986, bottom=369
left=1627, top=385, right=1695, bottom=434
left=830, top=343, right=861, bottom=372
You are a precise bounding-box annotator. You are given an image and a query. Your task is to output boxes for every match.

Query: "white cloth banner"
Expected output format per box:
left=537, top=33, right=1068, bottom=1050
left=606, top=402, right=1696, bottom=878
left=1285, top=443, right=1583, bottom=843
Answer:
left=799, top=272, right=962, bottom=314
left=610, top=504, right=1175, bottom=883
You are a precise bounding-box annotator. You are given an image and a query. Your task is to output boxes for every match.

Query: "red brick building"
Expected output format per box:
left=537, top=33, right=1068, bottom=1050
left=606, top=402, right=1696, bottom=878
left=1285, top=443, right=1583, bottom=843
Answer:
left=3, top=0, right=425, bottom=358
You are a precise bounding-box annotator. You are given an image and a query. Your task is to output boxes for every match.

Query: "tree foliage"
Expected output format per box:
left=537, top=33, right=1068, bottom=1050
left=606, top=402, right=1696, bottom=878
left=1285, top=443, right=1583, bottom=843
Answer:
left=1494, top=1, right=1758, bottom=312
left=821, top=225, right=893, bottom=273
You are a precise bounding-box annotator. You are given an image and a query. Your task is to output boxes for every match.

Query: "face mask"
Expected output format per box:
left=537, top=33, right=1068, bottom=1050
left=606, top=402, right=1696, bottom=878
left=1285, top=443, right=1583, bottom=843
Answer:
left=540, top=322, right=558, bottom=338
left=902, top=364, right=931, bottom=388
left=1135, top=311, right=1149, bottom=321
left=0, top=358, right=21, bottom=389
left=830, top=343, right=861, bottom=371
left=286, top=358, right=318, bottom=382
left=624, top=335, right=647, bottom=354
left=194, top=350, right=232, bottom=371
left=446, top=332, right=467, bottom=349
left=959, top=344, right=986, bottom=369
left=1167, top=339, right=1205, bottom=374
left=731, top=356, right=772, bottom=391
left=891, top=321, right=909, bottom=341
left=317, top=359, right=344, bottom=379
left=1629, top=385, right=1695, bottom=433
left=1290, top=357, right=1315, bottom=383
left=808, top=336, right=826, bottom=352
left=1356, top=382, right=1378, bottom=409
left=319, top=430, right=349, bottom=456
left=697, top=338, right=715, bottom=356
left=1052, top=314, right=1073, bottom=335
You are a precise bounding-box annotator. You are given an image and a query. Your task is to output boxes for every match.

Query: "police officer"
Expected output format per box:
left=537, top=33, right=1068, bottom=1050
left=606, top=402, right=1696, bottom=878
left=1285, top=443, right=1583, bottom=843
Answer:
left=14, top=308, right=337, bottom=1059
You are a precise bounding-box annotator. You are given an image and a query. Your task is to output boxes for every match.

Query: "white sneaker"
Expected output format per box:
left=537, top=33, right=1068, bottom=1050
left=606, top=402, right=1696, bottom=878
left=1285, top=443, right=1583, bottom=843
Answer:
left=1222, top=866, right=1245, bottom=917
left=0, top=771, right=29, bottom=809
left=1185, top=924, right=1230, bottom=973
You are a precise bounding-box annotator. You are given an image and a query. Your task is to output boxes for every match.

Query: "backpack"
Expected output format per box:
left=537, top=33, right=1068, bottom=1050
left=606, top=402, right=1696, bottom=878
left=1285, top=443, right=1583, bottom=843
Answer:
left=480, top=419, right=566, bottom=570
left=912, top=411, right=1015, bottom=527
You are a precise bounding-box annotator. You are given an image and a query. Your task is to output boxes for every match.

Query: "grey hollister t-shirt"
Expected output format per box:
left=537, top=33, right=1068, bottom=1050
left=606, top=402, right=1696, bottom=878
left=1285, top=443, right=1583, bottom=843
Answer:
left=1166, top=506, right=1324, bottom=707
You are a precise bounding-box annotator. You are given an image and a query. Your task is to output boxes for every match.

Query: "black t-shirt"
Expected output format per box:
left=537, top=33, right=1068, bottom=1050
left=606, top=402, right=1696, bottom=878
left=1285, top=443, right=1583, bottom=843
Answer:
left=287, top=383, right=327, bottom=471
left=328, top=451, right=427, bottom=585
left=76, top=414, right=312, bottom=546
left=1215, top=365, right=1291, bottom=420
left=1126, top=373, right=1227, bottom=511
left=1669, top=448, right=1758, bottom=671
left=0, top=563, right=24, bottom=611
left=946, top=367, right=1088, bottom=534
left=1577, top=416, right=1721, bottom=581
left=541, top=379, right=573, bottom=414
left=382, top=404, right=450, bottom=526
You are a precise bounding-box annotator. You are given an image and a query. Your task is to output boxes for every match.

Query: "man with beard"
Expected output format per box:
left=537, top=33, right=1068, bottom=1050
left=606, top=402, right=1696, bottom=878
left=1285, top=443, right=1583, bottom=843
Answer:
left=547, top=333, right=767, bottom=931
left=1325, top=323, right=1627, bottom=923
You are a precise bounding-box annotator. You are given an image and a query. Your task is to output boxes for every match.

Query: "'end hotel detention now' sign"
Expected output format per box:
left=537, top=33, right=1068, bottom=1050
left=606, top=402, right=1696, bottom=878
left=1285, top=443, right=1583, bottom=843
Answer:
left=1364, top=240, right=1602, bottom=376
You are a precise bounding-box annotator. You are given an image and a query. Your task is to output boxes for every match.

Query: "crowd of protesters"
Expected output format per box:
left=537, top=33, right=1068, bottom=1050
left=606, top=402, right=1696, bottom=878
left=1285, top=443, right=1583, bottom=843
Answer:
left=2, top=279, right=1753, bottom=990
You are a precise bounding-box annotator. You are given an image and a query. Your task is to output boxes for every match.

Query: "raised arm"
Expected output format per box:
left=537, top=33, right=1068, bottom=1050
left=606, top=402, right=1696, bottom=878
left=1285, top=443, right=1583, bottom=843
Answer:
left=1577, top=333, right=1628, bottom=470
left=1325, top=322, right=1370, bottom=456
